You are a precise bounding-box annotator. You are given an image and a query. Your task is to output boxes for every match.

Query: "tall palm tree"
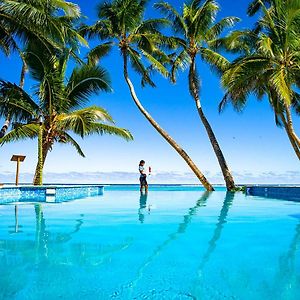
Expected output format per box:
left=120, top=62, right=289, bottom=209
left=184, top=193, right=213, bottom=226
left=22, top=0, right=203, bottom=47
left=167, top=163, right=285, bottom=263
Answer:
left=155, top=0, right=238, bottom=191
left=80, top=0, right=214, bottom=191
left=0, top=0, right=86, bottom=139
left=0, top=42, right=133, bottom=185
left=220, top=0, right=300, bottom=160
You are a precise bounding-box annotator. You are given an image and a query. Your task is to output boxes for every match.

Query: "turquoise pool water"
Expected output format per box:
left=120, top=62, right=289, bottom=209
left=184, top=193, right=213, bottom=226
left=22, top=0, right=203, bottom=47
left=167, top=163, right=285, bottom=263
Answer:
left=0, top=186, right=299, bottom=299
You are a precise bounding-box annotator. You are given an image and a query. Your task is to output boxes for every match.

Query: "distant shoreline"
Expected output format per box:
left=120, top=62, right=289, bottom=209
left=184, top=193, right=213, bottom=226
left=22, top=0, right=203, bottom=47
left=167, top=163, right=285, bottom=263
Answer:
left=2, top=183, right=300, bottom=187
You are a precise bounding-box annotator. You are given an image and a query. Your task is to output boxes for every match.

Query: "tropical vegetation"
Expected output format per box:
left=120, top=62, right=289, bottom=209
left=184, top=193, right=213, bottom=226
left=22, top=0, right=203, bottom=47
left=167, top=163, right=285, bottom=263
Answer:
left=0, top=0, right=84, bottom=57
left=220, top=0, right=300, bottom=161
left=0, top=41, right=132, bottom=185
left=0, top=0, right=86, bottom=138
left=0, top=0, right=299, bottom=188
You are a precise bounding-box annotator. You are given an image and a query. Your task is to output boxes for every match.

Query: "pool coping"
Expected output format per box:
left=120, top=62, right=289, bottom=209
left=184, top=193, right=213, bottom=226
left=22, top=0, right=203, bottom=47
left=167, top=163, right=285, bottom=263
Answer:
left=0, top=184, right=104, bottom=204
left=245, top=185, right=300, bottom=201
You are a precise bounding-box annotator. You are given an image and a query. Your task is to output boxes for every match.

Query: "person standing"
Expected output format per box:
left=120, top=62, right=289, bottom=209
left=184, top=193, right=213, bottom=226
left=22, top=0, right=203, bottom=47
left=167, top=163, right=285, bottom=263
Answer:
left=139, top=160, right=150, bottom=193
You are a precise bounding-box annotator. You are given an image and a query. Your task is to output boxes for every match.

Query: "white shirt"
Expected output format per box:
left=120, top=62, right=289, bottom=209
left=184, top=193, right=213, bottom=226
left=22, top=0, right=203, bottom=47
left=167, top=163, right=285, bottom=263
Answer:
left=139, top=165, right=145, bottom=174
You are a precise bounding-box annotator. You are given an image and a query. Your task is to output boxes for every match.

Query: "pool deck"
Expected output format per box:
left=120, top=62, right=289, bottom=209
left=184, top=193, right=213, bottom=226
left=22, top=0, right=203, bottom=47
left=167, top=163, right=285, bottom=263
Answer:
left=246, top=185, right=300, bottom=201
left=0, top=184, right=104, bottom=204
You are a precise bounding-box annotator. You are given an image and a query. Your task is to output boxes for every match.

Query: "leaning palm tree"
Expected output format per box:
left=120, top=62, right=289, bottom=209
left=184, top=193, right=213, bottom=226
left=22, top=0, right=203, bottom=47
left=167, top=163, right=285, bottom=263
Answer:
left=0, top=42, right=133, bottom=185
left=155, top=0, right=238, bottom=191
left=80, top=0, right=214, bottom=191
left=0, top=0, right=86, bottom=138
left=220, top=0, right=300, bottom=160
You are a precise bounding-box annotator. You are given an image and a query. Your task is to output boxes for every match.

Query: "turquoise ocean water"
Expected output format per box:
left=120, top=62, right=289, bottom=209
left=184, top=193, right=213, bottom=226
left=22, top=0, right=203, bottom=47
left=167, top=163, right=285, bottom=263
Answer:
left=0, top=185, right=299, bottom=299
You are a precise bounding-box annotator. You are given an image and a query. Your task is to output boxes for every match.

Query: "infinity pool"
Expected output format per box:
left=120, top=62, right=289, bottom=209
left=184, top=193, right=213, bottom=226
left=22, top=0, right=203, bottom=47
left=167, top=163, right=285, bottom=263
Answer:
left=0, top=186, right=299, bottom=299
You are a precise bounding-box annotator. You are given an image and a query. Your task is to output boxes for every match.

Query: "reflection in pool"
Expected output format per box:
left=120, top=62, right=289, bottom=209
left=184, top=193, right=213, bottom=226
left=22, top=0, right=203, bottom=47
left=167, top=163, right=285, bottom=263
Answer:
left=0, top=187, right=299, bottom=299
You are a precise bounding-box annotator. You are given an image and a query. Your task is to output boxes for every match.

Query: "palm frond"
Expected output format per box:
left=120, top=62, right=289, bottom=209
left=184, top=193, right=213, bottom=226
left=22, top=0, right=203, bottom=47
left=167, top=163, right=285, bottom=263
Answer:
left=134, top=18, right=170, bottom=34
left=248, top=0, right=271, bottom=16
left=270, top=65, right=292, bottom=105
left=0, top=80, right=39, bottom=121
left=62, top=132, right=86, bottom=157
left=57, top=106, right=114, bottom=137
left=141, top=49, right=169, bottom=78
left=0, top=0, right=86, bottom=59
left=127, top=47, right=155, bottom=87
left=79, top=20, right=113, bottom=40
left=154, top=1, right=187, bottom=34
left=0, top=23, right=18, bottom=55
left=66, top=64, right=112, bottom=109
left=211, top=30, right=256, bottom=54
left=200, top=47, right=230, bottom=74
left=52, top=0, right=81, bottom=18
left=85, top=123, right=133, bottom=141
left=170, top=49, right=190, bottom=83
left=0, top=123, right=39, bottom=145
left=57, top=105, right=133, bottom=140
left=87, top=42, right=114, bottom=65
left=205, top=16, right=240, bottom=41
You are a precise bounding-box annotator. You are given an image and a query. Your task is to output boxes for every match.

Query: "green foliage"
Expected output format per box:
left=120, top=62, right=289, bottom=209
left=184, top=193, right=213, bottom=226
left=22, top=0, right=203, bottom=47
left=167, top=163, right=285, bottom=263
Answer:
left=218, top=0, right=300, bottom=161
left=155, top=0, right=239, bottom=87
left=0, top=42, right=133, bottom=157
left=0, top=0, right=86, bottom=58
left=81, top=0, right=174, bottom=87
left=221, top=0, right=300, bottom=118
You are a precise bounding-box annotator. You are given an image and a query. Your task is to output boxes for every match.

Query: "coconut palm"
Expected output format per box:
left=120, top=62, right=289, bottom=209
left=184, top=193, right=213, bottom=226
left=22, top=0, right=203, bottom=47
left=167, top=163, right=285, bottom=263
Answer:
left=155, top=0, right=238, bottom=191
left=80, top=0, right=214, bottom=191
left=220, top=0, right=300, bottom=160
left=0, top=42, right=133, bottom=185
left=0, top=0, right=86, bottom=139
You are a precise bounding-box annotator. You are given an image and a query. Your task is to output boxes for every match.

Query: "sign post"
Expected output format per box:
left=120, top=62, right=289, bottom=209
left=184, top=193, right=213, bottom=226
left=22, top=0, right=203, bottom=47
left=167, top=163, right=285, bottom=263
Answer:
left=11, top=155, right=26, bottom=186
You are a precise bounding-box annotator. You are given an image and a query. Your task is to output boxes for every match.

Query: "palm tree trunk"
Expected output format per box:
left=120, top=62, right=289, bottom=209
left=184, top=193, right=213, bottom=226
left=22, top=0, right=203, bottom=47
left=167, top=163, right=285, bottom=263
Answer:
left=0, top=61, right=27, bottom=139
left=19, top=61, right=27, bottom=89
left=0, top=118, right=10, bottom=138
left=33, top=150, right=48, bottom=186
left=280, top=113, right=300, bottom=160
left=122, top=51, right=214, bottom=191
left=33, top=129, right=49, bottom=186
left=284, top=104, right=300, bottom=148
left=189, top=57, right=235, bottom=191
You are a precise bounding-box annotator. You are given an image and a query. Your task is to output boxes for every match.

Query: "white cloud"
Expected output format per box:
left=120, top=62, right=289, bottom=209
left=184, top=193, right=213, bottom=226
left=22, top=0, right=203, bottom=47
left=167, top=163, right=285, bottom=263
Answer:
left=0, top=170, right=299, bottom=185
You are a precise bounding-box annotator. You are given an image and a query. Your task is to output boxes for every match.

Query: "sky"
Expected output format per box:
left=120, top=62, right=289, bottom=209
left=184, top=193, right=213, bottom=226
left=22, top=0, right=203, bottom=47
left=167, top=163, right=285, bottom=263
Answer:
left=0, top=0, right=299, bottom=184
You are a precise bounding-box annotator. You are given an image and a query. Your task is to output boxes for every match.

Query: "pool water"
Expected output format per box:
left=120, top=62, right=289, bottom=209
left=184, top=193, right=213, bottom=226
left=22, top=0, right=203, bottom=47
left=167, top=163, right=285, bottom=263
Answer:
left=0, top=186, right=299, bottom=299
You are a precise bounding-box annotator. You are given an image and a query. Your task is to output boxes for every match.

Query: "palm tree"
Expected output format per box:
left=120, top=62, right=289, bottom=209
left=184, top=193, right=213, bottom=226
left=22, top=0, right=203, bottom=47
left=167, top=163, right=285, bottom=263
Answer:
left=0, top=0, right=86, bottom=138
left=220, top=0, right=300, bottom=160
left=80, top=0, right=214, bottom=191
left=0, top=42, right=133, bottom=185
left=155, top=0, right=238, bottom=191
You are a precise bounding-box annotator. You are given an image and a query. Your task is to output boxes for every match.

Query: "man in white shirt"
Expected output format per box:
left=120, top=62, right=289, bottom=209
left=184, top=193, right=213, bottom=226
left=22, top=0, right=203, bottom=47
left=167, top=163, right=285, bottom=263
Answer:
left=139, top=160, right=148, bottom=193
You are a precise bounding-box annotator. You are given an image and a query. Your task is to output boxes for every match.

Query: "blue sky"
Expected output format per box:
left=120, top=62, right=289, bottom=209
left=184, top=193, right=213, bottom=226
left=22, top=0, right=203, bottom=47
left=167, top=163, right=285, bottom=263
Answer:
left=0, top=0, right=299, bottom=184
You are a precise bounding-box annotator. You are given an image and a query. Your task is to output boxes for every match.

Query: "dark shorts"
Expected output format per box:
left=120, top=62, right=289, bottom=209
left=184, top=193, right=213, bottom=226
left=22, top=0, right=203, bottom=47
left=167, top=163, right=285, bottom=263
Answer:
left=140, top=174, right=148, bottom=186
